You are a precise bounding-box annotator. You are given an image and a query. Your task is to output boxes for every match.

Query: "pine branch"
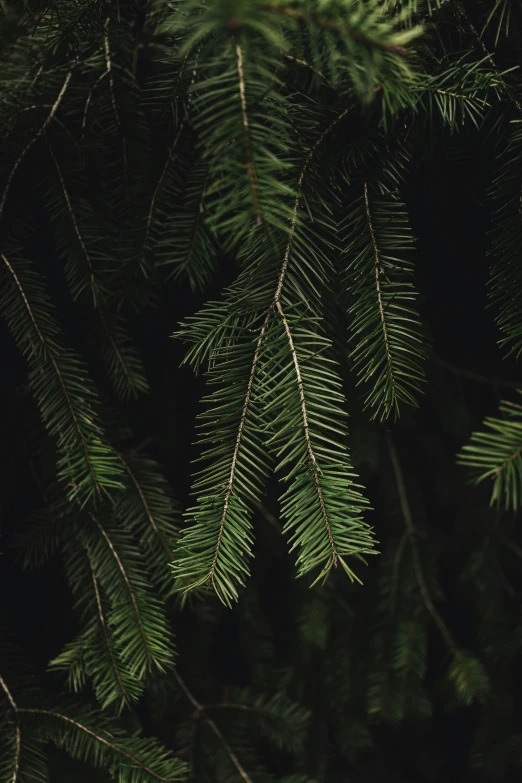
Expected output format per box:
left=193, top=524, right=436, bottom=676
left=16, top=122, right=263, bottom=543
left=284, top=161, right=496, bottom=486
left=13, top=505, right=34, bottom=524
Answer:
left=0, top=674, right=21, bottom=783
left=0, top=672, right=48, bottom=783
left=51, top=542, right=144, bottom=712
left=86, top=512, right=176, bottom=676
left=235, top=42, right=262, bottom=226
left=259, top=3, right=411, bottom=55
left=0, top=70, right=72, bottom=220
left=459, top=396, right=522, bottom=510
left=0, top=252, right=123, bottom=504
left=114, top=450, right=181, bottom=596
left=342, top=177, right=426, bottom=420
left=18, top=707, right=187, bottom=783
left=174, top=105, right=374, bottom=602
left=46, top=143, right=149, bottom=399
left=386, top=432, right=490, bottom=706
left=87, top=550, right=129, bottom=707
left=172, top=669, right=254, bottom=783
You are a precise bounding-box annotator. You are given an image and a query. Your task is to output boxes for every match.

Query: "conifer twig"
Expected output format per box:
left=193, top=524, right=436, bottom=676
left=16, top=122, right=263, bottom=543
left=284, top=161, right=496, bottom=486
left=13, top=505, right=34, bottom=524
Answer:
left=386, top=432, right=479, bottom=699
left=207, top=312, right=271, bottom=587
left=236, top=43, right=262, bottom=225
left=1, top=253, right=101, bottom=496
left=172, top=669, right=253, bottom=783
left=270, top=107, right=351, bottom=570
left=86, top=549, right=128, bottom=706
left=17, top=708, right=177, bottom=782
left=89, top=513, right=153, bottom=671
left=259, top=4, right=410, bottom=56
left=0, top=71, right=72, bottom=220
left=116, top=453, right=175, bottom=563
left=0, top=672, right=20, bottom=783
left=363, top=180, right=394, bottom=389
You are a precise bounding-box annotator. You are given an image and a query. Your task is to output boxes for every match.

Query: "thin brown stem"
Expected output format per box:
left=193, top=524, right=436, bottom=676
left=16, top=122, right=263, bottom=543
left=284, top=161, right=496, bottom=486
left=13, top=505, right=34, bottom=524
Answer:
left=281, top=52, right=329, bottom=83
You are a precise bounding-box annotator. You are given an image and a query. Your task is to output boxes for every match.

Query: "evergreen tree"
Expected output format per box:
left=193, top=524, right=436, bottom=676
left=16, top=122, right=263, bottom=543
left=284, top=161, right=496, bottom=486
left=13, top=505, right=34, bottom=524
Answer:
left=1, top=1, right=522, bottom=781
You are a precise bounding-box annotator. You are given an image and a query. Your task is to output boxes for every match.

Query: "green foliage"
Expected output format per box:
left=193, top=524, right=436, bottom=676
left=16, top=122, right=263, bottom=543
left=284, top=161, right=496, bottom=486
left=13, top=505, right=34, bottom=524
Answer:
left=459, top=395, right=522, bottom=510
left=0, top=252, right=124, bottom=506
left=445, top=649, right=491, bottom=708
left=2, top=0, right=522, bottom=781
left=341, top=178, right=426, bottom=419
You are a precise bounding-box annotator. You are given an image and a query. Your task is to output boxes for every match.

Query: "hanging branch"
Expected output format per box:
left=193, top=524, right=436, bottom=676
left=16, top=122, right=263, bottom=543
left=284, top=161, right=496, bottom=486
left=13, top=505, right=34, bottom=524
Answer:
left=89, top=513, right=154, bottom=672
left=259, top=4, right=410, bottom=55
left=86, top=550, right=129, bottom=707
left=172, top=669, right=253, bottom=783
left=235, top=43, right=262, bottom=225
left=0, top=252, right=117, bottom=502
left=17, top=708, right=186, bottom=782
left=0, top=673, right=20, bottom=783
left=386, top=432, right=489, bottom=704
left=47, top=144, right=147, bottom=399
left=0, top=71, right=72, bottom=221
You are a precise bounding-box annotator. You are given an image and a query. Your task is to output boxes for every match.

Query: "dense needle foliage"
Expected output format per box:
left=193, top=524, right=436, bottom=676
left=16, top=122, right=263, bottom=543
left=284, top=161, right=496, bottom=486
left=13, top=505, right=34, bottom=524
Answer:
left=2, top=0, right=522, bottom=780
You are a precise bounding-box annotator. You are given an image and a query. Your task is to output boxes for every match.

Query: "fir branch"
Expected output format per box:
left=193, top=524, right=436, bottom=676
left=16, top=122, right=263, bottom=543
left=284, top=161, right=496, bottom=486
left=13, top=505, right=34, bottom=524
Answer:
left=81, top=70, right=108, bottom=131
left=46, top=144, right=148, bottom=399
left=142, top=124, right=185, bottom=263
left=459, top=396, right=522, bottom=510
left=386, top=432, right=489, bottom=705
left=104, top=16, right=120, bottom=128
left=89, top=513, right=154, bottom=673
left=0, top=673, right=20, bottom=783
left=386, top=432, right=454, bottom=650
left=47, top=144, right=95, bottom=298
left=259, top=3, right=411, bottom=55
left=364, top=180, right=393, bottom=397
left=342, top=177, right=426, bottom=420
left=206, top=313, right=271, bottom=592
left=0, top=252, right=122, bottom=503
left=172, top=669, right=253, bottom=783
left=0, top=70, right=72, bottom=220
left=273, top=302, right=339, bottom=568
left=86, top=550, right=129, bottom=709
left=103, top=16, right=130, bottom=204
left=175, top=105, right=373, bottom=600
left=235, top=42, right=262, bottom=226
left=18, top=708, right=187, bottom=782
left=116, top=453, right=175, bottom=565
